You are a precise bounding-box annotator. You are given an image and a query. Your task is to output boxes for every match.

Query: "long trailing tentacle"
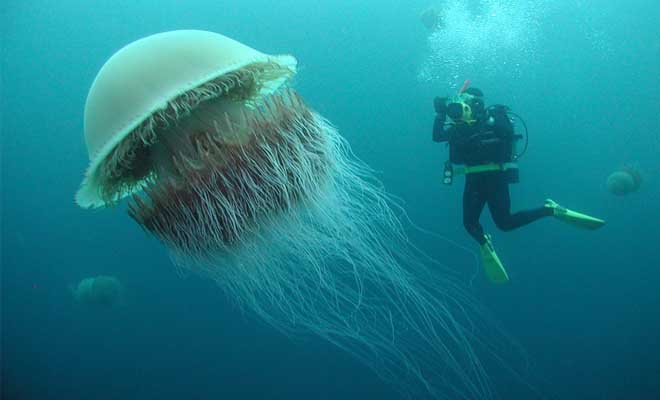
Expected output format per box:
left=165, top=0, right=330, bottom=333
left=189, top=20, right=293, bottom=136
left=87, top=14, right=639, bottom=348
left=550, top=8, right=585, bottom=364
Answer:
left=125, top=88, right=518, bottom=399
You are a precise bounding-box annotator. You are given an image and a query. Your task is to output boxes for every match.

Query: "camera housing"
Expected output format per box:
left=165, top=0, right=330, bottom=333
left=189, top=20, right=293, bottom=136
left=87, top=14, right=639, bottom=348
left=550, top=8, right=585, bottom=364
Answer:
left=446, top=102, right=467, bottom=120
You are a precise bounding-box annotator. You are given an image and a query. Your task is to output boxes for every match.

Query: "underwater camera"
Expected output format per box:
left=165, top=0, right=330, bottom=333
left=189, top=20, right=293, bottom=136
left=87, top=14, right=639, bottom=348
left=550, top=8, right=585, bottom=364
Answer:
left=445, top=94, right=483, bottom=124
left=446, top=101, right=471, bottom=121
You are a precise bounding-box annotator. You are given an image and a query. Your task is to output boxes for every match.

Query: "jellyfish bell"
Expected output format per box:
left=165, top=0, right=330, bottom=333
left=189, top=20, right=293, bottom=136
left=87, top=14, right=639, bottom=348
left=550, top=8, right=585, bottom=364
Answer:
left=76, top=30, right=297, bottom=209
left=420, top=7, right=443, bottom=31
left=71, top=276, right=123, bottom=307
left=621, top=165, right=642, bottom=190
left=607, top=166, right=642, bottom=196
left=606, top=171, right=634, bottom=196
left=76, top=30, right=520, bottom=398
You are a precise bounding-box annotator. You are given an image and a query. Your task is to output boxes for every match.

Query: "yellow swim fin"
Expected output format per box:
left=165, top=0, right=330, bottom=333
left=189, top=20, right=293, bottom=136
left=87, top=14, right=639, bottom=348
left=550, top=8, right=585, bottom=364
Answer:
left=479, top=235, right=509, bottom=283
left=545, top=199, right=605, bottom=230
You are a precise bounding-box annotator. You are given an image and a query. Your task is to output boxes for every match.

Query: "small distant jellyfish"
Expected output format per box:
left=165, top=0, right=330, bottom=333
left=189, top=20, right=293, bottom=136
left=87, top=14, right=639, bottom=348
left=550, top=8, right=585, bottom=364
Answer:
left=607, top=166, right=642, bottom=196
left=71, top=276, right=123, bottom=307
left=420, top=7, right=443, bottom=31
left=74, top=30, right=517, bottom=399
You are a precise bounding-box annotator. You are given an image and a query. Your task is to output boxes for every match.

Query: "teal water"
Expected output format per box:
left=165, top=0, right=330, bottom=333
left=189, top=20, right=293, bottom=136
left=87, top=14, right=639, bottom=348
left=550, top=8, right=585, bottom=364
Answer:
left=2, top=1, right=659, bottom=399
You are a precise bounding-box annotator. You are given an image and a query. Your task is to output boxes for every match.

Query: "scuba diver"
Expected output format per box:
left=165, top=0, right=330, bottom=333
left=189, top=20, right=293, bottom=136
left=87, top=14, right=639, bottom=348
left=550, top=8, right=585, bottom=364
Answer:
left=433, top=82, right=605, bottom=283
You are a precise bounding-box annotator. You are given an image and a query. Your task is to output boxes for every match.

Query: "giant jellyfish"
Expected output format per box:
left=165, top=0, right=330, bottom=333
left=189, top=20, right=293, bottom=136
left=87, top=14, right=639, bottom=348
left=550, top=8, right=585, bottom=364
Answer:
left=607, top=166, right=642, bottom=196
left=76, top=30, right=507, bottom=399
left=71, top=276, right=123, bottom=307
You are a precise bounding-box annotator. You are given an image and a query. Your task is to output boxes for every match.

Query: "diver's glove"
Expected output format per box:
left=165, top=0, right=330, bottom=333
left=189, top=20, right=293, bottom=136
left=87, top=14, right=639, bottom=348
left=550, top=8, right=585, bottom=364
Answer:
left=434, top=97, right=447, bottom=114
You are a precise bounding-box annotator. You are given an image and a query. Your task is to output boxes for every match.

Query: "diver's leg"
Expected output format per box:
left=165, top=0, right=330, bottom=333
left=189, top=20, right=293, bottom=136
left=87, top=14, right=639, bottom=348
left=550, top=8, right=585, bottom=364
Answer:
left=471, top=174, right=509, bottom=283
left=544, top=199, right=606, bottom=230
left=488, top=176, right=551, bottom=232
left=463, top=175, right=487, bottom=245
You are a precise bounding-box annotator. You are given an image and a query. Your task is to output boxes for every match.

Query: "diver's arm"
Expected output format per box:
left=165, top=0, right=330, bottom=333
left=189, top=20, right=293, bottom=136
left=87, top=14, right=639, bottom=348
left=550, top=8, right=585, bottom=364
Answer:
left=432, top=97, right=449, bottom=142
left=433, top=114, right=449, bottom=142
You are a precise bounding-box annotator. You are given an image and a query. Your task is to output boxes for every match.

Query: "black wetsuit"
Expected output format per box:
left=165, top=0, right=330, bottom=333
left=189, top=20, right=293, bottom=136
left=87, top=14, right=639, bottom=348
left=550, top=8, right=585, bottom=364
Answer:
left=433, top=106, right=551, bottom=245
